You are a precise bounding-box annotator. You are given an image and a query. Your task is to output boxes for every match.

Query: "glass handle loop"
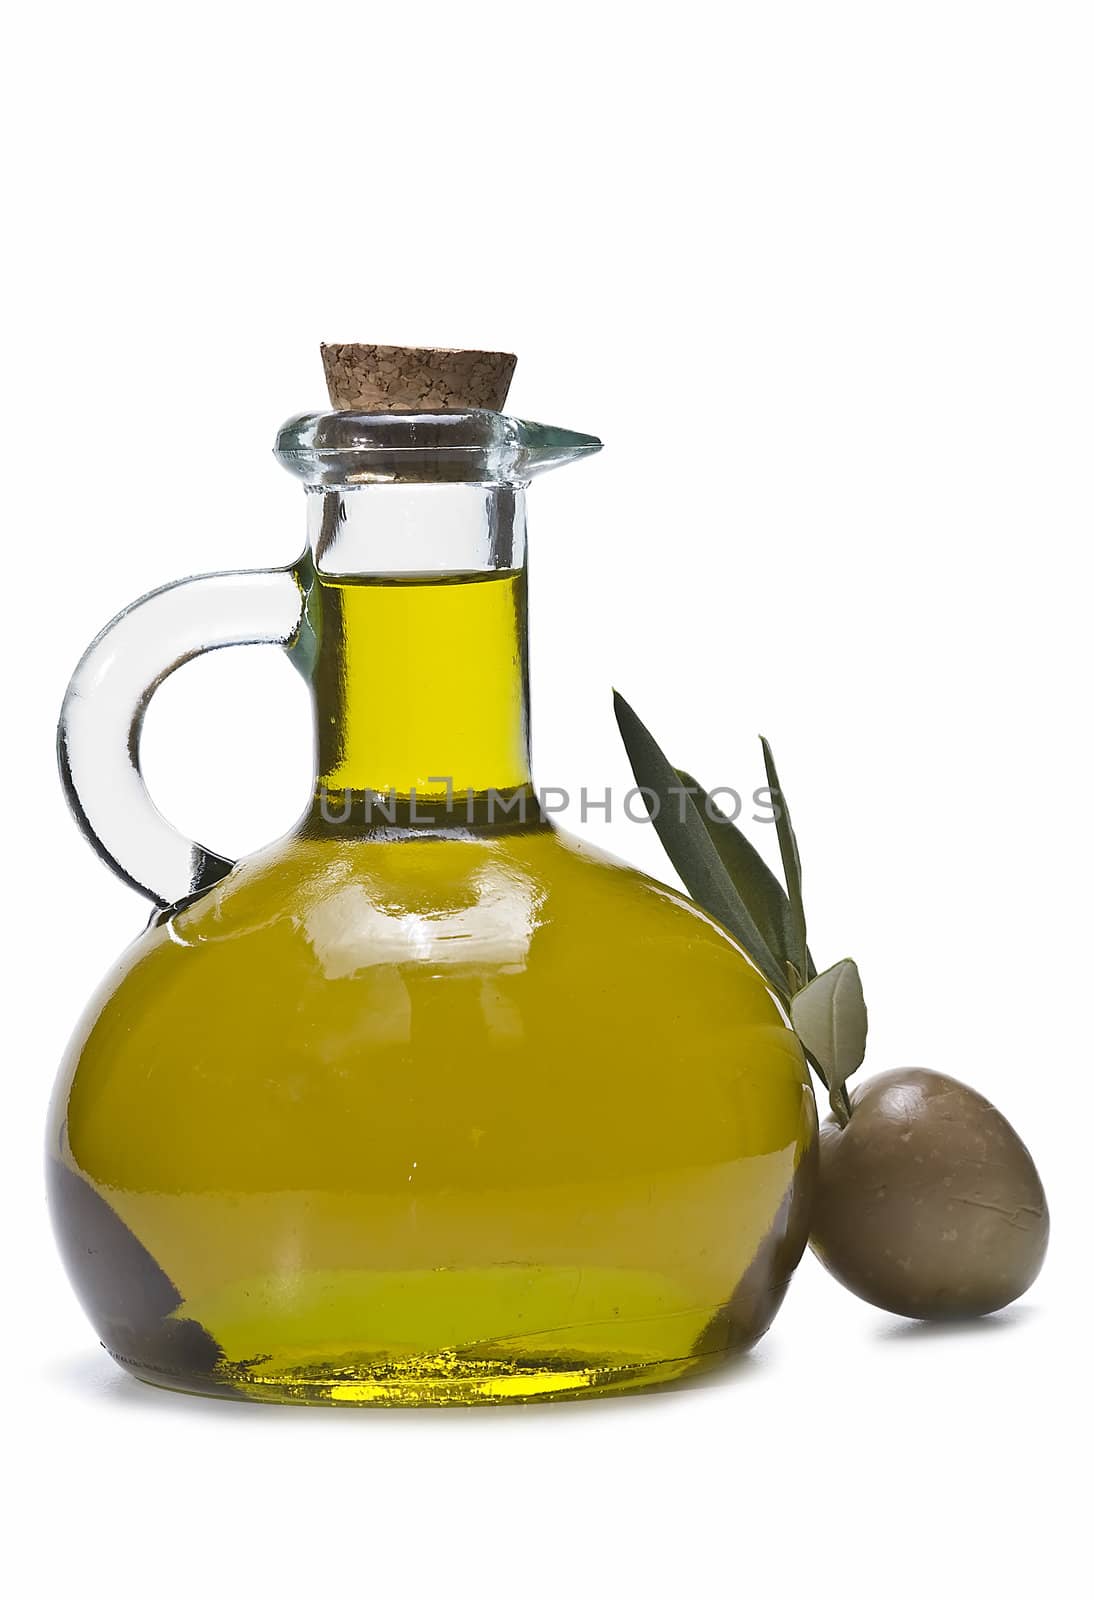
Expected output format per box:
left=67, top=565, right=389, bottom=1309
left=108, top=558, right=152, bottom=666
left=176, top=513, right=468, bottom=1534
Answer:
left=58, top=567, right=306, bottom=908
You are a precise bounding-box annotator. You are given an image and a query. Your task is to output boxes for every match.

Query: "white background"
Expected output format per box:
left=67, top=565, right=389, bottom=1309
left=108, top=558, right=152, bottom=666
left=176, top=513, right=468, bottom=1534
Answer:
left=4, top=3, right=1090, bottom=1595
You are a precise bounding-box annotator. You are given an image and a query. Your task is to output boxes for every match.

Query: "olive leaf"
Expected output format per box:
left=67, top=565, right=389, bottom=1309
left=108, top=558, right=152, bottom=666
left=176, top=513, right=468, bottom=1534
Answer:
left=613, top=692, right=790, bottom=998
left=676, top=769, right=814, bottom=993
left=790, top=958, right=867, bottom=1123
left=613, top=693, right=869, bottom=1124
left=760, top=736, right=809, bottom=987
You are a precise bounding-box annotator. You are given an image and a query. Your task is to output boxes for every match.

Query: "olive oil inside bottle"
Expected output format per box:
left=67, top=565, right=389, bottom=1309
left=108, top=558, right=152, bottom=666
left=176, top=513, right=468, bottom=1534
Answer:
left=314, top=569, right=531, bottom=804
left=51, top=821, right=816, bottom=1407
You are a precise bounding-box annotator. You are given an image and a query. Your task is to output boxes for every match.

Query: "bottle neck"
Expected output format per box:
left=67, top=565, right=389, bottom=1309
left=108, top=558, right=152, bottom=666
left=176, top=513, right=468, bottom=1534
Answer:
left=304, top=482, right=534, bottom=831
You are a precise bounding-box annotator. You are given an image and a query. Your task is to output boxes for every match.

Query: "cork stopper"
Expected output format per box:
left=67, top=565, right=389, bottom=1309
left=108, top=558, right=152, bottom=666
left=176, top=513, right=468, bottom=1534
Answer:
left=320, top=343, right=517, bottom=413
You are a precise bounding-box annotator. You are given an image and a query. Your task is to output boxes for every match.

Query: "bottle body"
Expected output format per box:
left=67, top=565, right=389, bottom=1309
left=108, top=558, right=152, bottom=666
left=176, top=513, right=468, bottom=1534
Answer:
left=49, top=823, right=815, bottom=1405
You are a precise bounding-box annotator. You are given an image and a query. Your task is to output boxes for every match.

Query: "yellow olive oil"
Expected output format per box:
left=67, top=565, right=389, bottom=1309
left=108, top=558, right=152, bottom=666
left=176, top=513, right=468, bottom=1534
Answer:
left=50, top=559, right=816, bottom=1406
left=315, top=570, right=530, bottom=800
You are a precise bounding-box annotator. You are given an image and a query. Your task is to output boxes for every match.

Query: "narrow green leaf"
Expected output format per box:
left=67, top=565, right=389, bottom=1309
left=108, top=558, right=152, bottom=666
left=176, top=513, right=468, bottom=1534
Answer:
left=676, top=768, right=812, bottom=987
left=790, top=958, right=868, bottom=1105
left=613, top=692, right=790, bottom=997
left=760, top=737, right=809, bottom=981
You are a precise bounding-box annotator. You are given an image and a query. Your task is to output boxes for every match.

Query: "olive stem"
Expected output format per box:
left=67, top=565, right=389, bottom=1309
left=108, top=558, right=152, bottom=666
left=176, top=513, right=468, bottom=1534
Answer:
left=830, top=1084, right=852, bottom=1128
left=799, top=1039, right=848, bottom=1125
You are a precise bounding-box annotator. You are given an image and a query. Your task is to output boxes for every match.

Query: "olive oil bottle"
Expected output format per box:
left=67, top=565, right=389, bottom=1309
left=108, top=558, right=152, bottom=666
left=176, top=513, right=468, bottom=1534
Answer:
left=50, top=345, right=816, bottom=1405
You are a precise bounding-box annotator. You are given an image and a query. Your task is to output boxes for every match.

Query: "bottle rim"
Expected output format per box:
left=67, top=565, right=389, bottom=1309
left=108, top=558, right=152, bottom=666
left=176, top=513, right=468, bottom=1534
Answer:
left=275, top=409, right=601, bottom=488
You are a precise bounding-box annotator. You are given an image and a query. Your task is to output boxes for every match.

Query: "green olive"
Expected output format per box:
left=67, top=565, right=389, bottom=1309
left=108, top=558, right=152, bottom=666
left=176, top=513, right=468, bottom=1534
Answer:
left=810, top=1068, right=1048, bottom=1319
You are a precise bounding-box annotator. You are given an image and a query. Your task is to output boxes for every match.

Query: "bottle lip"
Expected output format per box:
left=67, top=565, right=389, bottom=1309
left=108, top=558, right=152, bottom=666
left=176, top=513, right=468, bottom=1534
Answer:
left=274, top=408, right=602, bottom=487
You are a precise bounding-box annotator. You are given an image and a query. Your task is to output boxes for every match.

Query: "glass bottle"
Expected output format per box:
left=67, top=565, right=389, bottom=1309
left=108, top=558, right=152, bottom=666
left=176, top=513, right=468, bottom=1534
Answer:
left=50, top=349, right=816, bottom=1405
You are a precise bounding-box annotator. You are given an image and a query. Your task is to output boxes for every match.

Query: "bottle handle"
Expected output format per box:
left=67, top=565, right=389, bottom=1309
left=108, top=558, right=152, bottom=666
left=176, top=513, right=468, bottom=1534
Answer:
left=58, top=567, right=307, bottom=909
